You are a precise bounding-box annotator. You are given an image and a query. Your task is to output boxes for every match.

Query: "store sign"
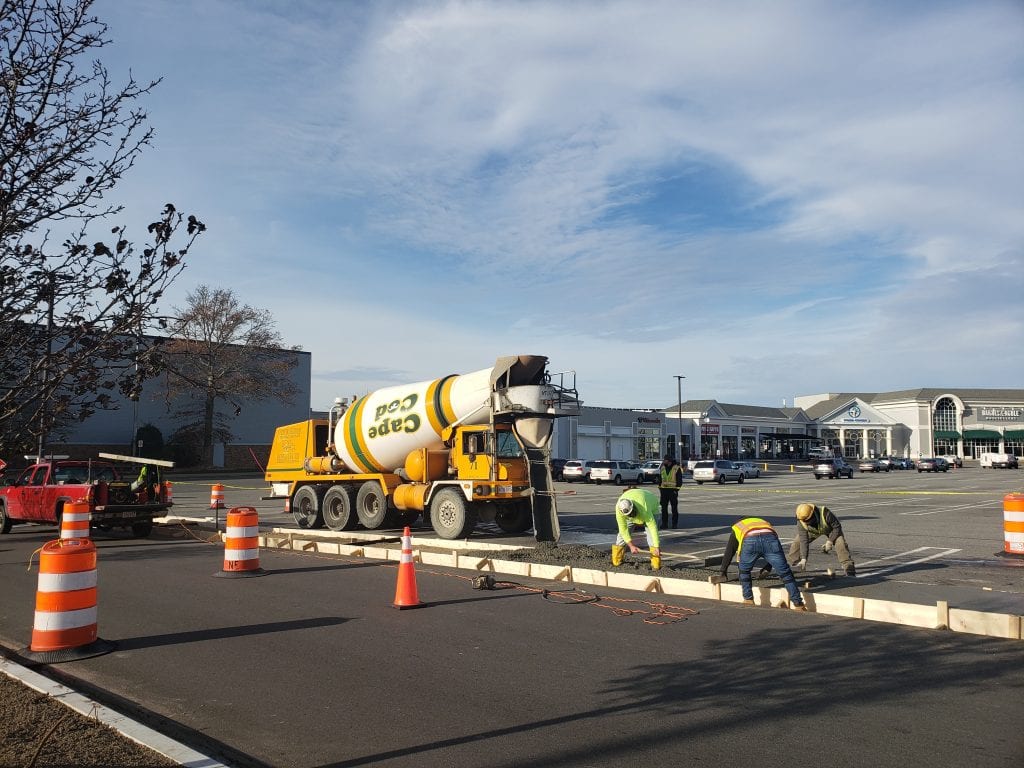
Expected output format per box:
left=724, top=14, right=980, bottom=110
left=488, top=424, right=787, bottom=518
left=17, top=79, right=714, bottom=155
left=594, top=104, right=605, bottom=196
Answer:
left=741, top=427, right=757, bottom=434
left=701, top=424, right=720, bottom=435
left=980, top=407, right=1022, bottom=420
left=637, top=417, right=661, bottom=424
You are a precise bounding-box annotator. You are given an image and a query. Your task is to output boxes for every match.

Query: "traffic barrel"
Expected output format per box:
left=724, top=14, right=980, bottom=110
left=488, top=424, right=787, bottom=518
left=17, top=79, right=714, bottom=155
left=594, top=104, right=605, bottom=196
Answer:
left=59, top=500, right=91, bottom=541
left=1001, top=493, right=1024, bottom=558
left=214, top=506, right=265, bottom=578
left=164, top=481, right=174, bottom=505
left=393, top=526, right=422, bottom=609
left=210, top=483, right=225, bottom=510
left=22, top=539, right=113, bottom=662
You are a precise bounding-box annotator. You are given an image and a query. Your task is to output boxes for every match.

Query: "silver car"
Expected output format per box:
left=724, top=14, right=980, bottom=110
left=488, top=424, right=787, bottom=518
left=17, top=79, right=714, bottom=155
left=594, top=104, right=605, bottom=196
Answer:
left=733, top=461, right=761, bottom=478
left=814, top=456, right=855, bottom=479
left=692, top=460, right=745, bottom=485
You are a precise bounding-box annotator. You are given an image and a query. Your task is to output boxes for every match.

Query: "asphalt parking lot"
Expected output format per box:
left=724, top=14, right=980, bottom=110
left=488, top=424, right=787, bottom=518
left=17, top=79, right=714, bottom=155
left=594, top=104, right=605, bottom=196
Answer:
left=2, top=463, right=1023, bottom=767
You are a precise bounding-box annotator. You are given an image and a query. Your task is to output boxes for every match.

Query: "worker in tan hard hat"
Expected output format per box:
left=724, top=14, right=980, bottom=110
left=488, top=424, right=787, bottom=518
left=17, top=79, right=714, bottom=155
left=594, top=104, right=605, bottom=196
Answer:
left=612, top=488, right=662, bottom=570
left=789, top=503, right=855, bottom=576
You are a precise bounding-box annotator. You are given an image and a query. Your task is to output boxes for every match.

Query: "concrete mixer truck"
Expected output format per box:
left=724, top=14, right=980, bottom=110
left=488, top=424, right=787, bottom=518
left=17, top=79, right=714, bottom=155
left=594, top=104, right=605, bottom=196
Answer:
left=264, top=355, right=578, bottom=541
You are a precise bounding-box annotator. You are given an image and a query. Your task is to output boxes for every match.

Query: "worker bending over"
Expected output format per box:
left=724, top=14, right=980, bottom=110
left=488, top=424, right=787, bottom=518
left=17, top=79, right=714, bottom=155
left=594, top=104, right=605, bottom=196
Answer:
left=791, top=503, right=856, bottom=576
left=713, top=517, right=807, bottom=611
left=612, top=488, right=662, bottom=570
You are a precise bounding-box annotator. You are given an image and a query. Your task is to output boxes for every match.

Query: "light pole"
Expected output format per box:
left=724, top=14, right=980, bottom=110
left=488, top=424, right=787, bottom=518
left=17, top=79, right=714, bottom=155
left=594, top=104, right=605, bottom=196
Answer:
left=674, top=375, right=685, bottom=461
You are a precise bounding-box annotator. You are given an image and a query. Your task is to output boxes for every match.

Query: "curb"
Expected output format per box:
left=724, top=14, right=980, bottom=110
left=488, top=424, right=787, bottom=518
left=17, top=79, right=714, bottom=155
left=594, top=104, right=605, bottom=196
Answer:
left=0, top=656, right=229, bottom=768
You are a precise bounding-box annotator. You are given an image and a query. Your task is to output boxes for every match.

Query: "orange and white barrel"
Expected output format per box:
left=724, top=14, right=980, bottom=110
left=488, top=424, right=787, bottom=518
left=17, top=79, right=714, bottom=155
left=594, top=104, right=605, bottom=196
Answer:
left=1003, top=493, right=1024, bottom=555
left=30, top=539, right=99, bottom=652
left=210, top=483, right=225, bottom=509
left=59, top=500, right=91, bottom=541
left=164, top=481, right=173, bottom=505
left=220, top=506, right=262, bottom=575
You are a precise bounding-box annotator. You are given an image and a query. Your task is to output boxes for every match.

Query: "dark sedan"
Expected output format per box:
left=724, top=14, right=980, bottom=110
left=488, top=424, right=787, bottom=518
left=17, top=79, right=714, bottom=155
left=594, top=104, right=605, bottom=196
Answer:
left=917, top=457, right=949, bottom=473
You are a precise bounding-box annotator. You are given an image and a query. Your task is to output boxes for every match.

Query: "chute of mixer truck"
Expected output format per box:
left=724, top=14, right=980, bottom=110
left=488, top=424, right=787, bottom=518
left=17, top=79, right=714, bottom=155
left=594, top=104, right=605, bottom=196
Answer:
left=264, top=355, right=579, bottom=541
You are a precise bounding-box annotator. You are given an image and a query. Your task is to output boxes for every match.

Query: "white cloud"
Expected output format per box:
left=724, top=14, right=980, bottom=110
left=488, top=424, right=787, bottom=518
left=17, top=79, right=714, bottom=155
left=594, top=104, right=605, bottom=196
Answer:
left=89, top=0, right=1024, bottom=410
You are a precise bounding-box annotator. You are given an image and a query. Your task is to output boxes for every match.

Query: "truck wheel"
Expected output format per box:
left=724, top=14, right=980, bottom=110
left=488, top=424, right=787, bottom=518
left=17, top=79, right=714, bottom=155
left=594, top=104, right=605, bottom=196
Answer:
left=431, top=488, right=478, bottom=539
left=131, top=521, right=154, bottom=538
left=322, top=486, right=358, bottom=531
left=292, top=486, right=324, bottom=529
left=613, top=475, right=623, bottom=485
left=0, top=503, right=10, bottom=535
left=495, top=502, right=532, bottom=534
left=356, top=482, right=388, bottom=529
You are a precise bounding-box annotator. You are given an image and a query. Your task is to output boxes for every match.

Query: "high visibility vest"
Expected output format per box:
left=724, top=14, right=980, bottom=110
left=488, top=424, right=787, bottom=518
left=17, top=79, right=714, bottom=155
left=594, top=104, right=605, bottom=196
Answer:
left=660, top=465, right=681, bottom=490
left=799, top=505, right=831, bottom=538
left=731, top=517, right=775, bottom=551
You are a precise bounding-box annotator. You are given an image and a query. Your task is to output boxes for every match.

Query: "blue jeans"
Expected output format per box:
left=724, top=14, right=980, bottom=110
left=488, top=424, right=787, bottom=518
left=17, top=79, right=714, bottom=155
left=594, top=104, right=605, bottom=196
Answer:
left=739, top=532, right=804, bottom=606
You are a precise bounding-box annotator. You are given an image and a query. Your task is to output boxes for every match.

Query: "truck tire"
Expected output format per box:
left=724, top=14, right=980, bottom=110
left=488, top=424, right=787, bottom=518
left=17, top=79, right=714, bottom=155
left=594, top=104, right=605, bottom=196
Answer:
left=322, top=486, right=358, bottom=531
left=495, top=501, right=532, bottom=534
left=0, top=502, right=10, bottom=535
left=292, top=486, right=324, bottom=529
left=431, top=488, right=478, bottom=539
left=131, top=520, right=154, bottom=538
left=355, top=482, right=388, bottom=529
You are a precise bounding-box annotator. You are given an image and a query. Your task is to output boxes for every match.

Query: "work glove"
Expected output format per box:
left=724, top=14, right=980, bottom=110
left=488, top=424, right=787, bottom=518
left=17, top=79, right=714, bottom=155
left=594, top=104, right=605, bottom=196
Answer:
left=795, top=558, right=807, bottom=571
left=821, top=540, right=834, bottom=554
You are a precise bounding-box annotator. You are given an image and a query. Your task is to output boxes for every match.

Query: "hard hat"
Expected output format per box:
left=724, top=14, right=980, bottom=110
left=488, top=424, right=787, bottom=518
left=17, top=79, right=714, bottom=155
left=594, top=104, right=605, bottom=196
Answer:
left=616, top=498, right=634, bottom=515
left=795, top=503, right=816, bottom=521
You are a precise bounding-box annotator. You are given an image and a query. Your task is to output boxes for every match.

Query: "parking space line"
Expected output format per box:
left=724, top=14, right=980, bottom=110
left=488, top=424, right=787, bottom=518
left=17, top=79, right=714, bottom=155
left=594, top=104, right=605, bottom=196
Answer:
left=856, top=547, right=961, bottom=577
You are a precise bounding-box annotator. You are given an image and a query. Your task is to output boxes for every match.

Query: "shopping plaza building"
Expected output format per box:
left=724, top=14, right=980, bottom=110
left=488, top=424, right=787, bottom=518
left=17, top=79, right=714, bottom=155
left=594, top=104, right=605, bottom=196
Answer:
left=551, top=388, right=1024, bottom=463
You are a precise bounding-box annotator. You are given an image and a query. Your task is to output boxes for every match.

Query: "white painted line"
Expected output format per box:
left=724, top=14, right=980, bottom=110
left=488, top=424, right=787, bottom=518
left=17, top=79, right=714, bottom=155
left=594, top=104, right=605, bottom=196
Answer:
left=856, top=547, right=961, bottom=578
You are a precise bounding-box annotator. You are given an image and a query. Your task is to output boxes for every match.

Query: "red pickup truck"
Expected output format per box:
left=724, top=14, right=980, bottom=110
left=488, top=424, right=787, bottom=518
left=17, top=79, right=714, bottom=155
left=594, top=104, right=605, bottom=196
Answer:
left=0, top=453, right=174, bottom=538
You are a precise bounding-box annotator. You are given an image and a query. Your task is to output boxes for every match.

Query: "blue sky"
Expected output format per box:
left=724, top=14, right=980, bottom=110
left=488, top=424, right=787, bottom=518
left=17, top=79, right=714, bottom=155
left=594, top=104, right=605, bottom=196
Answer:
left=95, top=0, right=1023, bottom=409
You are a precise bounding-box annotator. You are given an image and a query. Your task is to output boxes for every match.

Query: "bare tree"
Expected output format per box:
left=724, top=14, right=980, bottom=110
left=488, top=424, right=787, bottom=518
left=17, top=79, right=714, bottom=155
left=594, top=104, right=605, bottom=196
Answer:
left=0, top=0, right=204, bottom=455
left=161, top=286, right=300, bottom=463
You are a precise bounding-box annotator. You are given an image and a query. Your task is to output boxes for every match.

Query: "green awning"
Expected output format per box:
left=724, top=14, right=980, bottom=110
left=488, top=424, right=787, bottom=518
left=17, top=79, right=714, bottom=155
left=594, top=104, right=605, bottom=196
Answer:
left=1001, top=429, right=1024, bottom=440
left=964, top=429, right=1002, bottom=440
left=933, top=430, right=960, bottom=439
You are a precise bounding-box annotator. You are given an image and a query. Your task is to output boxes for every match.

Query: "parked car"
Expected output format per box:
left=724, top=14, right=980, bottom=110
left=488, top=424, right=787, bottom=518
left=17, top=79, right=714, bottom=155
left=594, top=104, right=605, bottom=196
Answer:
left=549, top=458, right=568, bottom=481
left=692, top=460, right=745, bottom=485
left=561, top=460, right=591, bottom=483
left=857, top=458, right=886, bottom=473
left=813, top=456, right=855, bottom=479
left=890, top=457, right=913, bottom=469
left=940, top=454, right=963, bottom=468
left=638, top=460, right=663, bottom=484
left=588, top=460, right=642, bottom=485
left=877, top=456, right=896, bottom=470
left=917, top=457, right=949, bottom=473
left=733, top=460, right=761, bottom=478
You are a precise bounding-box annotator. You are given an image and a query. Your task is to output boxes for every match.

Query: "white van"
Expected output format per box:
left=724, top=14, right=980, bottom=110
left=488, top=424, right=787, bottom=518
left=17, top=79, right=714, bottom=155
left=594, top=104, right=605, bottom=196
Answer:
left=980, top=452, right=1018, bottom=469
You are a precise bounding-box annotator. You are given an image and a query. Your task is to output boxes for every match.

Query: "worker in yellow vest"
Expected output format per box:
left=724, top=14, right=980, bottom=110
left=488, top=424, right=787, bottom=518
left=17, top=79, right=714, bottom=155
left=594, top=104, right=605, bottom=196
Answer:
left=790, top=503, right=856, bottom=576
left=611, top=488, right=662, bottom=570
left=711, top=518, right=807, bottom=610
left=659, top=457, right=684, bottom=529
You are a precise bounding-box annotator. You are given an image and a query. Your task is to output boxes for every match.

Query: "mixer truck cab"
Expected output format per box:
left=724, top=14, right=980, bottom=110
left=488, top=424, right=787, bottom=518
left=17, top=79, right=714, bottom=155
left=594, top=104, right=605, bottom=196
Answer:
left=265, top=355, right=578, bottom=541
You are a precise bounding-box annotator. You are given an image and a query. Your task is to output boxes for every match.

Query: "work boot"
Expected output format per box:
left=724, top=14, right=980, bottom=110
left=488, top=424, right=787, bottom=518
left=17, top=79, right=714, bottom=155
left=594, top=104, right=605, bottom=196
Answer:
left=742, top=599, right=755, bottom=606
left=844, top=563, right=856, bottom=576
left=756, top=566, right=772, bottom=580
left=611, top=545, right=625, bottom=567
left=791, top=603, right=808, bottom=612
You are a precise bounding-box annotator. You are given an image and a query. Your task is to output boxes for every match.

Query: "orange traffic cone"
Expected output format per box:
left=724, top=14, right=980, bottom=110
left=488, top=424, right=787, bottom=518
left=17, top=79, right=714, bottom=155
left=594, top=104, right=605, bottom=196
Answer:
left=59, top=500, right=91, bottom=541
left=22, top=538, right=114, bottom=662
left=393, top=526, right=421, bottom=609
left=214, top=507, right=266, bottom=578
left=210, top=483, right=225, bottom=509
